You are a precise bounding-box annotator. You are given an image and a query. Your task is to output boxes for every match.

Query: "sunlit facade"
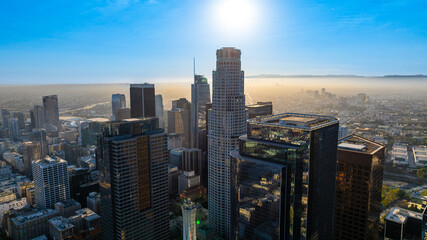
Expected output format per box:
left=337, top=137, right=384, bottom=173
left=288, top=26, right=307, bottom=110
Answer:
left=230, top=113, right=339, bottom=239
left=208, top=47, right=246, bottom=239
left=98, top=118, right=169, bottom=239
left=182, top=199, right=197, bottom=240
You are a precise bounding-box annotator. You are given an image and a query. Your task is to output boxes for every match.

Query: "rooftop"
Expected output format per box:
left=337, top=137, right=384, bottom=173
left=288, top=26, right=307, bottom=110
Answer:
left=385, top=207, right=422, bottom=224
left=249, top=113, right=338, bottom=130
left=34, top=156, right=67, bottom=168
left=13, top=209, right=58, bottom=225
left=74, top=208, right=100, bottom=221
left=49, top=216, right=74, bottom=231
left=338, top=135, right=384, bottom=155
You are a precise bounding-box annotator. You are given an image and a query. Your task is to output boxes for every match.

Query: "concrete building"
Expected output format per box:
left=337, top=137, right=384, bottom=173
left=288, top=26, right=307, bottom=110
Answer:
left=10, top=209, right=59, bottom=240
left=168, top=166, right=180, bottom=196
left=230, top=113, right=339, bottom=239
left=156, top=94, right=165, bottom=128
left=334, top=135, right=385, bottom=240
left=0, top=191, right=16, bottom=204
left=26, top=187, right=35, bottom=206
left=98, top=118, right=169, bottom=239
left=1, top=109, right=10, bottom=129
left=168, top=108, right=191, bottom=148
left=208, top=47, right=247, bottom=238
left=384, top=207, right=423, bottom=240
left=86, top=192, right=101, bottom=215
left=32, top=105, right=45, bottom=129
left=48, top=216, right=74, bottom=240
left=114, top=108, right=131, bottom=121
left=413, top=146, right=427, bottom=167
left=182, top=198, right=197, bottom=240
left=338, top=125, right=349, bottom=139
left=33, top=156, right=70, bottom=209
left=9, top=118, right=20, bottom=139
left=178, top=171, right=200, bottom=194
left=392, top=143, right=409, bottom=165
left=70, top=208, right=102, bottom=239
left=0, top=198, right=27, bottom=223
left=54, top=199, right=81, bottom=217
left=130, top=83, right=156, bottom=118
left=168, top=133, right=183, bottom=150
left=22, top=141, right=42, bottom=179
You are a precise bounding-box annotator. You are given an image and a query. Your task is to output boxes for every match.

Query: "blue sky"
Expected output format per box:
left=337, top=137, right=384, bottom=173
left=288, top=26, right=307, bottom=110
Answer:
left=0, top=0, right=426, bottom=84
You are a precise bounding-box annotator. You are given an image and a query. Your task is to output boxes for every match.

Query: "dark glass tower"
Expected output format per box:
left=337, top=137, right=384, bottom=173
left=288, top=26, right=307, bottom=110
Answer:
left=333, top=135, right=385, bottom=240
left=230, top=113, right=339, bottom=239
left=42, top=95, right=61, bottom=130
left=191, top=75, right=211, bottom=149
left=98, top=118, right=169, bottom=239
left=130, top=83, right=156, bottom=118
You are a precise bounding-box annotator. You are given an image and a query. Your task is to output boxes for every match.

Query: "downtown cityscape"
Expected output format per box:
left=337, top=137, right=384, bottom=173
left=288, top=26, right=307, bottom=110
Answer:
left=1, top=0, right=427, bottom=240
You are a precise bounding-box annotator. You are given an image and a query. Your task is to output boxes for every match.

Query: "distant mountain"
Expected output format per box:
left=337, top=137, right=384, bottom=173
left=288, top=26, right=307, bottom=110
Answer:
left=246, top=74, right=427, bottom=78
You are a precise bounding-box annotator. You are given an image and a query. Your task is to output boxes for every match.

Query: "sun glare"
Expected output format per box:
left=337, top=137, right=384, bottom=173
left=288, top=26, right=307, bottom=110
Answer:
left=212, top=0, right=260, bottom=36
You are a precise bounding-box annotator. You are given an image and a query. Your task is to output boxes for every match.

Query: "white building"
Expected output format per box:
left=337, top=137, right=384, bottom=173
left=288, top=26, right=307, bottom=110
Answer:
left=181, top=198, right=197, bottom=240
left=392, top=143, right=409, bottom=165
left=33, top=156, right=70, bottom=209
left=413, top=146, right=427, bottom=167
left=0, top=198, right=27, bottom=222
left=208, top=48, right=246, bottom=239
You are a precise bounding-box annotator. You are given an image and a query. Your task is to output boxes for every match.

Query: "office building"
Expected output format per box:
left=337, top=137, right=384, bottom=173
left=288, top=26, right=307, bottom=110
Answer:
left=10, top=209, right=59, bottom=240
left=98, top=118, right=169, bottom=239
left=26, top=187, right=36, bottom=206
left=54, top=199, right=81, bottom=218
left=182, top=148, right=204, bottom=178
left=114, top=108, right=131, bottom=121
left=413, top=145, right=427, bottom=167
left=169, top=166, right=181, bottom=196
left=22, top=141, right=42, bottom=179
left=191, top=75, right=211, bottom=149
left=245, top=101, right=273, bottom=119
left=168, top=108, right=191, bottom=148
left=168, top=133, right=183, bottom=150
left=1, top=109, right=10, bottom=129
left=48, top=216, right=74, bottom=239
left=338, top=125, right=349, bottom=139
left=43, top=95, right=61, bottom=130
left=31, top=105, right=45, bottom=129
left=112, top=93, right=126, bottom=120
left=208, top=47, right=247, bottom=238
left=130, top=83, right=156, bottom=118
left=178, top=171, right=200, bottom=194
left=69, top=168, right=99, bottom=208
left=0, top=198, right=27, bottom=223
left=156, top=94, right=165, bottom=128
left=385, top=207, right=423, bottom=240
left=182, top=198, right=197, bottom=240
left=70, top=208, right=102, bottom=239
left=392, top=143, right=409, bottom=165
left=29, top=128, right=48, bottom=157
left=230, top=113, right=339, bottom=239
left=334, top=135, right=385, bottom=240
left=13, top=112, right=25, bottom=129
left=86, top=192, right=101, bottom=215
left=9, top=118, right=19, bottom=139
left=33, top=156, right=70, bottom=209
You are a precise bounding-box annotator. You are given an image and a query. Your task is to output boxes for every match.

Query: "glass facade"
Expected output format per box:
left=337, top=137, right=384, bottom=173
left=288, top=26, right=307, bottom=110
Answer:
left=231, top=113, right=338, bottom=240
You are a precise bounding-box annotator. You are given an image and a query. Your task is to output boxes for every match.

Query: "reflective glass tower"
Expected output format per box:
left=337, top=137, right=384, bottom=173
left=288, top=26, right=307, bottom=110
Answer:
left=230, top=113, right=339, bottom=239
left=208, top=47, right=246, bottom=239
left=130, top=83, right=156, bottom=118
left=191, top=75, right=211, bottom=149
left=98, top=118, right=169, bottom=239
left=112, top=93, right=126, bottom=120
left=43, top=95, right=61, bottom=130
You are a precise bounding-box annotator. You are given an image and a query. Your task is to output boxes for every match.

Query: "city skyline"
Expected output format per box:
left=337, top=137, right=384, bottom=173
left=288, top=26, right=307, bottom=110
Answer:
left=1, top=0, right=427, bottom=85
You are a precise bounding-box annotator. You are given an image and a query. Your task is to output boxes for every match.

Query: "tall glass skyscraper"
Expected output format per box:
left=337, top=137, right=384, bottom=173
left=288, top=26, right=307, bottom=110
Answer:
left=208, top=47, right=246, bottom=239
left=155, top=94, right=165, bottom=128
left=130, top=83, right=156, bottom=118
left=111, top=93, right=126, bottom=120
left=191, top=75, right=211, bottom=149
left=98, top=118, right=169, bottom=239
left=42, top=95, right=61, bottom=130
left=230, top=113, right=339, bottom=239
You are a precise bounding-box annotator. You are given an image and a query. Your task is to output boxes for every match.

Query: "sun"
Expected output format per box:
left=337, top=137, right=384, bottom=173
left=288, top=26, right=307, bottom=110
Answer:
left=212, top=0, right=260, bottom=36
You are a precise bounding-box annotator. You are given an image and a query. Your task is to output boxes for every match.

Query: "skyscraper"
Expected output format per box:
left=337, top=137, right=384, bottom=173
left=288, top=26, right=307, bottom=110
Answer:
left=155, top=94, right=165, bottom=128
left=182, top=198, right=197, bottom=240
left=8, top=118, right=19, bottom=139
left=1, top=109, right=10, bottom=129
left=33, top=105, right=45, bottom=129
left=208, top=47, right=246, bottom=239
left=168, top=108, right=191, bottom=148
left=13, top=112, right=25, bottom=129
left=334, top=135, right=385, bottom=240
left=98, top=118, right=169, bottom=239
left=33, top=156, right=70, bottom=209
left=191, top=75, right=211, bottom=149
left=130, top=83, right=156, bottom=118
left=111, top=93, right=126, bottom=120
left=230, top=113, right=339, bottom=239
left=43, top=95, right=61, bottom=130
left=22, top=141, right=42, bottom=179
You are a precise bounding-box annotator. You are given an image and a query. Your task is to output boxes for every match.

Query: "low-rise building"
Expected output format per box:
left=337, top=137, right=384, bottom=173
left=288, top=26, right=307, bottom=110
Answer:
left=384, top=207, right=422, bottom=240
left=86, top=192, right=101, bottom=215
left=48, top=216, right=74, bottom=240
left=0, top=198, right=27, bottom=222
left=54, top=199, right=81, bottom=217
left=413, top=146, right=427, bottom=167
left=0, top=191, right=16, bottom=204
left=10, top=209, right=59, bottom=240
left=392, top=144, right=409, bottom=165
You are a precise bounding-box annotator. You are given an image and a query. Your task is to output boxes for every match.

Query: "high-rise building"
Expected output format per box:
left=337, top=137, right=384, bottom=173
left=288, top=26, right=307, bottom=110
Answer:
left=86, top=192, right=101, bottom=215
left=191, top=75, right=211, bottom=149
left=43, top=95, right=61, bottom=130
left=130, top=83, right=156, bottom=118
left=1, top=109, right=10, bottom=129
left=168, top=133, right=183, bottom=150
left=112, top=93, right=126, bottom=120
left=32, top=105, right=45, bottom=129
left=98, top=118, right=169, bottom=239
left=29, top=128, right=48, bottom=157
left=182, top=198, right=197, bottom=240
left=178, top=171, right=200, bottom=194
left=22, top=141, right=42, bottom=179
left=208, top=47, right=247, bottom=239
left=338, top=125, right=349, bottom=139
left=8, top=118, right=19, bottom=139
left=168, top=108, right=191, bottom=148
left=245, top=101, right=273, bottom=119
left=334, top=135, right=385, bottom=240
left=114, top=108, right=131, bottom=121
left=156, top=94, right=165, bottom=128
left=33, top=156, right=70, bottom=209
left=230, top=113, right=339, bottom=239
left=13, top=112, right=25, bottom=129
